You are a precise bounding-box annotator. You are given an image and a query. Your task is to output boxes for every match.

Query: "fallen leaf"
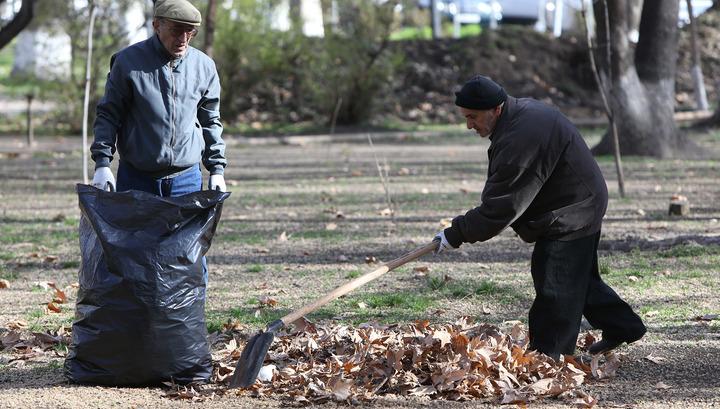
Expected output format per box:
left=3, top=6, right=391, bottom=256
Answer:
left=357, top=302, right=367, bottom=309
left=6, top=321, right=27, bottom=330
left=413, top=266, right=429, bottom=273
left=278, top=231, right=289, bottom=241
left=0, top=279, right=9, bottom=289
left=655, top=382, right=671, bottom=390
left=628, top=275, right=639, bottom=282
left=645, top=354, right=666, bottom=364
left=378, top=208, right=393, bottom=216
left=258, top=295, right=278, bottom=308
left=47, top=283, right=67, bottom=304
left=409, top=384, right=436, bottom=396
left=325, top=223, right=338, bottom=231
left=329, top=377, right=353, bottom=401
left=47, top=302, right=62, bottom=313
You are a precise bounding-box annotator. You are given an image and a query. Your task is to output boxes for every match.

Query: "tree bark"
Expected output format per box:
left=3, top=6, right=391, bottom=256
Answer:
left=592, top=0, right=700, bottom=158
left=686, top=0, right=709, bottom=110
left=0, top=0, right=35, bottom=50
left=204, top=0, right=217, bottom=58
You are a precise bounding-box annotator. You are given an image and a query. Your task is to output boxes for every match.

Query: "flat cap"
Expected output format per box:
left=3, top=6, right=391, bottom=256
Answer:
left=455, top=75, right=507, bottom=110
left=154, top=0, right=202, bottom=26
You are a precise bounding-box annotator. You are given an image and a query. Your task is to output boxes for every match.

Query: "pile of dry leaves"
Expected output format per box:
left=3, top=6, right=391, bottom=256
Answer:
left=212, top=318, right=617, bottom=406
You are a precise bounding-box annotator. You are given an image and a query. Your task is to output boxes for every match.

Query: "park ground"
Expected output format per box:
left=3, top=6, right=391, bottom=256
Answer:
left=0, top=127, right=718, bottom=408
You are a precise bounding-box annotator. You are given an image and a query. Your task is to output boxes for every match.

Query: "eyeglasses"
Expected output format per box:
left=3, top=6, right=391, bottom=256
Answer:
left=162, top=21, right=198, bottom=38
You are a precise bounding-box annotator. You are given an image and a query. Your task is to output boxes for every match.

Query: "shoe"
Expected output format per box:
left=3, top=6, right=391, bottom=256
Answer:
left=588, top=337, right=625, bottom=354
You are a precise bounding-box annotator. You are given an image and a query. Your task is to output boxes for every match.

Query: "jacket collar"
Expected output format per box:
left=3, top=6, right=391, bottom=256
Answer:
left=489, top=96, right=515, bottom=142
left=150, top=34, right=189, bottom=69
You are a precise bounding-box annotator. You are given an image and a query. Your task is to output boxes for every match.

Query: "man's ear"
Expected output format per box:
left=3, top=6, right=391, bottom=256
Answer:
left=152, top=18, right=160, bottom=33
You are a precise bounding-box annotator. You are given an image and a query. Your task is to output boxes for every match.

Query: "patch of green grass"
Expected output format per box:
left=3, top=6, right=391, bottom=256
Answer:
left=46, top=360, right=64, bottom=370
left=308, top=291, right=438, bottom=325
left=207, top=307, right=286, bottom=332
left=390, top=26, right=432, bottom=41
left=345, top=270, right=361, bottom=279
left=61, top=260, right=80, bottom=269
left=221, top=231, right=266, bottom=245
left=598, top=261, right=612, bottom=276
left=364, top=293, right=432, bottom=311
left=246, top=264, right=263, bottom=273
left=292, top=229, right=347, bottom=241
left=0, top=265, right=19, bottom=280
left=659, top=244, right=720, bottom=258
left=638, top=303, right=704, bottom=323
left=426, top=276, right=511, bottom=299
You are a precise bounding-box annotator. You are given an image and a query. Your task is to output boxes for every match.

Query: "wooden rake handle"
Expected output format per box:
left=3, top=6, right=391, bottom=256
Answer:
left=279, top=241, right=439, bottom=326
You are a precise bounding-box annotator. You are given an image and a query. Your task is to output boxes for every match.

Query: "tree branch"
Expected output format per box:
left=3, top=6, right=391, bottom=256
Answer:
left=0, top=0, right=35, bottom=50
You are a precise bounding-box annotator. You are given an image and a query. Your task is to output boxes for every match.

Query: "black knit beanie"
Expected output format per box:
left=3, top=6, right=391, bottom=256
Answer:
left=454, top=75, right=507, bottom=110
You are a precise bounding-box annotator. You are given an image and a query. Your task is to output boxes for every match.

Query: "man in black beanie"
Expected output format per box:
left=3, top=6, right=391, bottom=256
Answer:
left=433, top=75, right=646, bottom=359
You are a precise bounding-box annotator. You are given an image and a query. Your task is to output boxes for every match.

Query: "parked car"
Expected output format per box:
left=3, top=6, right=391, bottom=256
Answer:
left=418, top=0, right=503, bottom=28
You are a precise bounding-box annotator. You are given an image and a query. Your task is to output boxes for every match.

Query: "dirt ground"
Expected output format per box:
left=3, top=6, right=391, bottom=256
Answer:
left=0, top=128, right=718, bottom=408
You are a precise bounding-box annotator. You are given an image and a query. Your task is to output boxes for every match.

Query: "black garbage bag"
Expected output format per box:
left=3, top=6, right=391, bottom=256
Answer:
left=65, top=184, right=230, bottom=386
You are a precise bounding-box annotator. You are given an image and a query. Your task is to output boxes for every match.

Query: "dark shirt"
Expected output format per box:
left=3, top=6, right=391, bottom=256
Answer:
left=444, top=96, right=608, bottom=246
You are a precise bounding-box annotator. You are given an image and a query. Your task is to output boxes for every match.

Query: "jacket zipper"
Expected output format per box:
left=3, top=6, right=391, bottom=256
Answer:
left=169, top=60, right=176, bottom=167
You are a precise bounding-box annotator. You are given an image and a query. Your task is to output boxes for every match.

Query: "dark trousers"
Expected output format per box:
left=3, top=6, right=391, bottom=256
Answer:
left=116, top=161, right=208, bottom=283
left=528, top=231, right=646, bottom=357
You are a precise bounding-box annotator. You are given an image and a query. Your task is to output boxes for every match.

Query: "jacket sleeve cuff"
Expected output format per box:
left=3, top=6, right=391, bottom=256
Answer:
left=95, top=158, right=111, bottom=169
left=443, top=225, right=463, bottom=248
left=208, top=165, right=225, bottom=176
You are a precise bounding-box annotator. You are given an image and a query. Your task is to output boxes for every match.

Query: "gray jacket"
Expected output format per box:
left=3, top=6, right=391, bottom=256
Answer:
left=92, top=34, right=226, bottom=178
left=444, top=96, right=608, bottom=246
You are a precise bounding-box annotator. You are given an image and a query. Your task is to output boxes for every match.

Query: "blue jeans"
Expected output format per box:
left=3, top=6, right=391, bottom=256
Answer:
left=116, top=161, right=208, bottom=284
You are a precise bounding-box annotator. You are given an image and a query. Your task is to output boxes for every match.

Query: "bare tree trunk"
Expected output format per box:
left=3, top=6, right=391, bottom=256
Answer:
left=592, top=0, right=700, bottom=158
left=686, top=0, right=709, bottom=110
left=203, top=0, right=217, bottom=58
left=430, top=0, right=441, bottom=39
left=580, top=0, right=625, bottom=197
left=82, top=2, right=97, bottom=184
left=0, top=0, right=35, bottom=50
left=25, top=93, right=34, bottom=146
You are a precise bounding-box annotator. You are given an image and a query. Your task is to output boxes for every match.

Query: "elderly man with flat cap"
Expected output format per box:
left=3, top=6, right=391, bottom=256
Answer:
left=91, top=0, right=226, bottom=195
left=434, top=75, right=646, bottom=359
left=90, top=0, right=226, bottom=283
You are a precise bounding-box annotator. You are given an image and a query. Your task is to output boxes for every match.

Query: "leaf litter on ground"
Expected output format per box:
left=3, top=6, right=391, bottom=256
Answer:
left=1, top=318, right=619, bottom=406
left=211, top=317, right=614, bottom=406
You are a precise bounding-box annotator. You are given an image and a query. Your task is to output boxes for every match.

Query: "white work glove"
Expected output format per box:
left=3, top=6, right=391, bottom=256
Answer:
left=433, top=230, right=453, bottom=255
left=209, top=174, right=226, bottom=192
left=92, top=167, right=115, bottom=191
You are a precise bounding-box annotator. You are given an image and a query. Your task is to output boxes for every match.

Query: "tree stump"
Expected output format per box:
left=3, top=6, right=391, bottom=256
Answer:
left=669, top=195, right=690, bottom=216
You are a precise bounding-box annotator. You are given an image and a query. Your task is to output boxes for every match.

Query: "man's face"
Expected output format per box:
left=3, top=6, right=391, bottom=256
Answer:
left=153, top=18, right=198, bottom=58
left=460, top=106, right=501, bottom=138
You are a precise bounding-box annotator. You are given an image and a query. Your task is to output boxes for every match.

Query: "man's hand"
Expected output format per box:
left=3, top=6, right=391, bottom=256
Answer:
left=433, top=230, right=453, bottom=255
left=92, top=167, right=115, bottom=191
left=209, top=174, right=226, bottom=192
